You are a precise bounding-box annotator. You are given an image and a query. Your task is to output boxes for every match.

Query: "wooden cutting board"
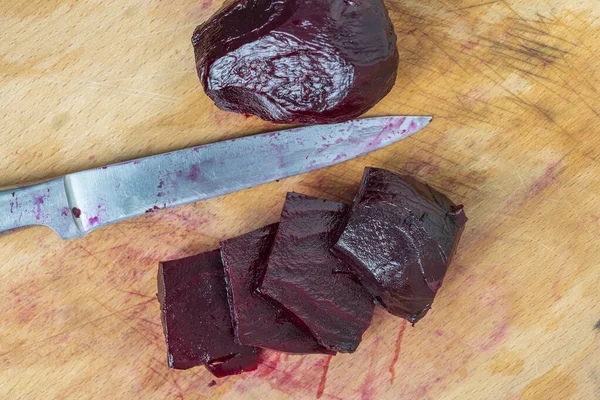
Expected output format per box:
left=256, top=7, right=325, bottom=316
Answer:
left=1, top=0, right=599, bottom=399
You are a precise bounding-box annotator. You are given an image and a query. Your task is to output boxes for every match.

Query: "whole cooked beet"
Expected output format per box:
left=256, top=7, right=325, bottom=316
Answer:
left=221, top=224, right=332, bottom=354
left=192, top=0, right=398, bottom=124
left=331, top=168, right=467, bottom=324
left=158, top=250, right=259, bottom=376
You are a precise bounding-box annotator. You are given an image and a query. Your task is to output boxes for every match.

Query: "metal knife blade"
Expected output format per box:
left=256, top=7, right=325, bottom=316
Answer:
left=0, top=116, right=431, bottom=239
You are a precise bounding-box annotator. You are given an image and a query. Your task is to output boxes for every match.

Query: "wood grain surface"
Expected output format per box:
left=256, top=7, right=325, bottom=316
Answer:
left=1, top=1, right=599, bottom=399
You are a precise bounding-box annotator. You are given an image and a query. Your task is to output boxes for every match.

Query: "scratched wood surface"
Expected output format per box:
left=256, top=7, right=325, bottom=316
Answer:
left=1, top=0, right=599, bottom=399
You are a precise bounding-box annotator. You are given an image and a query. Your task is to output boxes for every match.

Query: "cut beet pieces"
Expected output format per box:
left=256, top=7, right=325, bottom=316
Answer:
left=222, top=224, right=333, bottom=354
left=192, top=0, right=398, bottom=124
left=158, top=250, right=259, bottom=376
left=331, top=167, right=467, bottom=324
left=259, top=193, right=374, bottom=353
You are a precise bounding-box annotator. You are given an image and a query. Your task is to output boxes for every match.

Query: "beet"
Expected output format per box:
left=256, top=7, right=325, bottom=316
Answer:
left=158, top=250, right=259, bottom=376
left=259, top=193, right=374, bottom=353
left=192, top=0, right=398, bottom=124
left=331, top=167, right=467, bottom=324
left=221, top=224, right=333, bottom=354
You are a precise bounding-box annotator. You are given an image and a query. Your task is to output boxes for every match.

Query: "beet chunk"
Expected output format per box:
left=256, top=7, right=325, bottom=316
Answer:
left=259, top=193, right=374, bottom=353
left=221, top=224, right=332, bottom=354
left=331, top=167, right=467, bottom=324
left=158, top=250, right=259, bottom=376
left=192, top=0, right=398, bottom=124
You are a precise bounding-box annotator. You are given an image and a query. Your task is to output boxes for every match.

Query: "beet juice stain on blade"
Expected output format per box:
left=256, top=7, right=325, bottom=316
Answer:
left=331, top=168, right=467, bottom=324
left=259, top=193, right=374, bottom=353
left=192, top=0, right=399, bottom=124
left=158, top=250, right=259, bottom=376
left=222, top=224, right=333, bottom=354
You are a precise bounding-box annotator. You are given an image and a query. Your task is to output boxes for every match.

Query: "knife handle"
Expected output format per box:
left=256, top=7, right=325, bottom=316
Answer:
left=0, top=178, right=81, bottom=240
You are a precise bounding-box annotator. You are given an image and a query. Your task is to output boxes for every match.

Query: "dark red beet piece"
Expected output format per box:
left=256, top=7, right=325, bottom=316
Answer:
left=158, top=250, right=260, bottom=376
left=192, top=0, right=398, bottom=124
left=222, top=224, right=333, bottom=354
left=331, top=167, right=467, bottom=324
left=259, top=193, right=374, bottom=353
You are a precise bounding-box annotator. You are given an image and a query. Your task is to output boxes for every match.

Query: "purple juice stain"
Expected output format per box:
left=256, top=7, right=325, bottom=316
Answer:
left=61, top=207, right=70, bottom=217
left=146, top=205, right=161, bottom=213
left=88, top=216, right=100, bottom=226
left=333, top=153, right=347, bottom=162
left=72, top=207, right=82, bottom=218
left=157, top=192, right=166, bottom=197
left=408, top=120, right=417, bottom=131
left=188, top=164, right=200, bottom=181
left=33, top=195, right=45, bottom=220
left=11, top=192, right=15, bottom=197
left=158, top=180, right=164, bottom=189
left=9, top=201, right=14, bottom=214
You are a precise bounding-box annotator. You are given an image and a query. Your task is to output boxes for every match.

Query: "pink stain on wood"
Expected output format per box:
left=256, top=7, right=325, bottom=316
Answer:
left=480, top=321, right=509, bottom=351
left=250, top=352, right=339, bottom=398
left=317, top=355, right=333, bottom=399
left=552, top=279, right=562, bottom=301
left=417, top=376, right=443, bottom=397
left=170, top=375, right=185, bottom=400
left=389, top=320, right=408, bottom=385
left=461, top=40, right=479, bottom=50
left=519, top=160, right=563, bottom=205
left=254, top=351, right=282, bottom=378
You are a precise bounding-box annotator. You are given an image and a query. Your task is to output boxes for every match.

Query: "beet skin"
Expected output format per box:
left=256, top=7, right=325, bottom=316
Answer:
left=192, top=0, right=399, bottom=124
left=332, top=168, right=467, bottom=324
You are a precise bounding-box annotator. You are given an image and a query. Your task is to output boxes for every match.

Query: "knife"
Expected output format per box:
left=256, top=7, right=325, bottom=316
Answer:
left=0, top=116, right=431, bottom=240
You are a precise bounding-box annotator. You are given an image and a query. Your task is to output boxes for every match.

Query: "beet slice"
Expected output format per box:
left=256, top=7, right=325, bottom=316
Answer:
left=331, top=167, right=468, bottom=324
left=158, top=250, right=259, bottom=376
left=192, top=0, right=398, bottom=124
left=222, top=224, right=333, bottom=354
left=259, top=193, right=374, bottom=353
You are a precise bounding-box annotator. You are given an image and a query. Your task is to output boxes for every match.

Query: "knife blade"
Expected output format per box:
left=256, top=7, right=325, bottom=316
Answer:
left=0, top=116, right=431, bottom=239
